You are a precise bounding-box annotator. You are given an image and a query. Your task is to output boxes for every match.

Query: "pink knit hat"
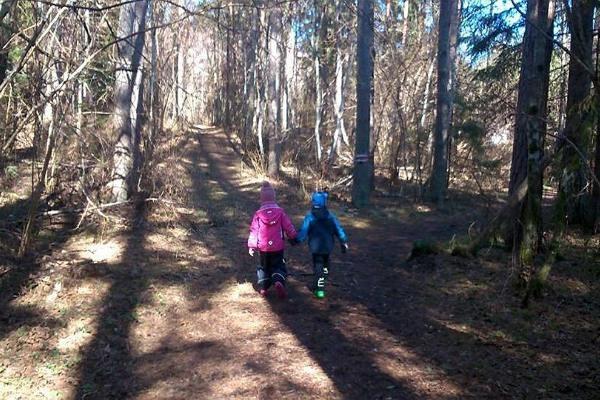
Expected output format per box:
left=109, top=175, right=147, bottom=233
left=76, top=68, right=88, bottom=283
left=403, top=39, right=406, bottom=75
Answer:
left=260, top=181, right=276, bottom=204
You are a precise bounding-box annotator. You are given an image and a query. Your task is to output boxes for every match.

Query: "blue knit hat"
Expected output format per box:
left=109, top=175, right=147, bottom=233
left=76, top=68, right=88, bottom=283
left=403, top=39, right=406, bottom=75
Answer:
left=311, top=191, right=328, bottom=209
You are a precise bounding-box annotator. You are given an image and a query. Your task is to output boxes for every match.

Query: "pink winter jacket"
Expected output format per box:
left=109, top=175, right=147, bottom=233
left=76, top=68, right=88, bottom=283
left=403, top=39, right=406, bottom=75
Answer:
left=248, top=202, right=297, bottom=253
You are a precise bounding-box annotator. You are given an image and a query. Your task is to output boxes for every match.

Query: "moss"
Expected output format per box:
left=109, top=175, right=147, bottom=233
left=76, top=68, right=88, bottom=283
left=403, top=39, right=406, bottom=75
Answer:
left=408, top=240, right=440, bottom=260
left=447, top=236, right=473, bottom=258
left=528, top=258, right=553, bottom=299
left=448, top=244, right=467, bottom=257
left=520, top=245, right=535, bottom=266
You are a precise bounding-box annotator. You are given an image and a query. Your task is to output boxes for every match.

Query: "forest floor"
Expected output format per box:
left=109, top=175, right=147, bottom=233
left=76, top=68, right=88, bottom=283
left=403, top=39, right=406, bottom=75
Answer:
left=1, top=127, right=599, bottom=399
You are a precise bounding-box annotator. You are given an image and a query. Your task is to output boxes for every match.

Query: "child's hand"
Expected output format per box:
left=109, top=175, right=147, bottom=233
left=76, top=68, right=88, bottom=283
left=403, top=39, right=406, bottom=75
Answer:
left=341, top=243, right=348, bottom=254
left=249, top=248, right=256, bottom=257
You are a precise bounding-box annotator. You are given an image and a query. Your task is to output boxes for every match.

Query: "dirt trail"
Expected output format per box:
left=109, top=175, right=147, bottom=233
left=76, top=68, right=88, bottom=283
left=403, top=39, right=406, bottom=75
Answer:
left=75, top=126, right=465, bottom=399
left=2, top=127, right=597, bottom=399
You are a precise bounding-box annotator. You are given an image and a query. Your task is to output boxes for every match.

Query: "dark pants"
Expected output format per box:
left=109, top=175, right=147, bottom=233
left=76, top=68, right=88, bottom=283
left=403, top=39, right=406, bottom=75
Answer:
left=257, top=251, right=287, bottom=290
left=312, top=253, right=330, bottom=291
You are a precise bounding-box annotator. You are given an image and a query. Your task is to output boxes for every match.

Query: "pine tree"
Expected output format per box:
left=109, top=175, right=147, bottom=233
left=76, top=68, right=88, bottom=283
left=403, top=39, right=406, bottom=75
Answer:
left=352, top=0, right=374, bottom=207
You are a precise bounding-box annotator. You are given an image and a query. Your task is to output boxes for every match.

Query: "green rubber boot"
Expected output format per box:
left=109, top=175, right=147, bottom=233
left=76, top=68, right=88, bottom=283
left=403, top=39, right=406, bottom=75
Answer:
left=314, top=290, right=325, bottom=299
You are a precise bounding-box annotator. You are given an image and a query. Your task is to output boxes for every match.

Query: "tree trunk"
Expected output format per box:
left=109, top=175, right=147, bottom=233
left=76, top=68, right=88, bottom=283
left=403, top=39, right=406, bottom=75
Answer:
left=111, top=0, right=149, bottom=202
left=282, top=7, right=295, bottom=137
left=509, top=0, right=555, bottom=196
left=149, top=0, right=158, bottom=148
left=556, top=0, right=595, bottom=228
left=288, top=9, right=298, bottom=132
left=511, top=0, right=555, bottom=290
left=594, top=8, right=600, bottom=230
left=242, top=17, right=253, bottom=144
left=386, top=0, right=395, bottom=22
left=75, top=8, right=90, bottom=136
left=329, top=0, right=348, bottom=165
left=19, top=45, right=61, bottom=257
left=416, top=56, right=435, bottom=194
left=267, top=5, right=282, bottom=178
left=330, top=50, right=347, bottom=164
left=401, top=0, right=410, bottom=47
left=225, top=6, right=233, bottom=128
left=445, top=0, right=461, bottom=190
left=251, top=7, right=265, bottom=156
left=352, top=0, right=374, bottom=207
left=0, top=0, right=15, bottom=24
left=430, top=0, right=460, bottom=204
left=313, top=2, right=323, bottom=163
left=19, top=113, right=57, bottom=257
left=593, top=109, right=600, bottom=230
left=174, top=7, right=186, bottom=123
left=0, top=0, right=16, bottom=85
left=557, top=9, right=569, bottom=133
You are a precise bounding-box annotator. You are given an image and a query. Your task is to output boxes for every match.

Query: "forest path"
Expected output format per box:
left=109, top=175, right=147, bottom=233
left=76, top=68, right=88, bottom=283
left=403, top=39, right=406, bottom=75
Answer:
left=80, top=125, right=472, bottom=399
left=0, top=126, right=508, bottom=399
left=79, top=125, right=471, bottom=399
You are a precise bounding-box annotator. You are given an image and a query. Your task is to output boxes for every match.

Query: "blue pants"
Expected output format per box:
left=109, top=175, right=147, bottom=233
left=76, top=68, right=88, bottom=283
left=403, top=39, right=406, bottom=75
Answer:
left=257, top=251, right=287, bottom=290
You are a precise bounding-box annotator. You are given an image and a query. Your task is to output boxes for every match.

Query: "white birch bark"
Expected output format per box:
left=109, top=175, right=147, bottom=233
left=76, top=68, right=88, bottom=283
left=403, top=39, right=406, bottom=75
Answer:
left=111, top=0, right=149, bottom=202
left=313, top=4, right=323, bottom=162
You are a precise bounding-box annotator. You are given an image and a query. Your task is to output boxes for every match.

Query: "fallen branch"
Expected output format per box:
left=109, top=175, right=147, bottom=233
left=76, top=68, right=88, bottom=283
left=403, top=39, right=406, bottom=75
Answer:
left=42, top=197, right=180, bottom=217
left=42, top=199, right=132, bottom=217
left=331, top=174, right=353, bottom=189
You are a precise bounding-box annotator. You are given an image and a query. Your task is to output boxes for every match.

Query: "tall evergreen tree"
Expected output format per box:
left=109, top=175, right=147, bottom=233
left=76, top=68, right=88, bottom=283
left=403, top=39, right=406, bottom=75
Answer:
left=510, top=0, right=555, bottom=288
left=352, top=0, right=374, bottom=207
left=556, top=0, right=595, bottom=228
left=430, top=0, right=460, bottom=204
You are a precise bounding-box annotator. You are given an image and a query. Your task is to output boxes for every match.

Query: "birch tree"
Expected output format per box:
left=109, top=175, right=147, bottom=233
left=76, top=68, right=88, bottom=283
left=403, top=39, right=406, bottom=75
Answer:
left=111, top=0, right=149, bottom=202
left=329, top=0, right=349, bottom=165
left=267, top=4, right=282, bottom=177
left=313, top=1, right=324, bottom=163
left=430, top=0, right=460, bottom=204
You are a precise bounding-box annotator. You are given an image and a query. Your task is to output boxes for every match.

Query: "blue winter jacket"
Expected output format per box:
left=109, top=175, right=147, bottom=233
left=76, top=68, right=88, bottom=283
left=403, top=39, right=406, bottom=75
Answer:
left=296, top=207, right=348, bottom=255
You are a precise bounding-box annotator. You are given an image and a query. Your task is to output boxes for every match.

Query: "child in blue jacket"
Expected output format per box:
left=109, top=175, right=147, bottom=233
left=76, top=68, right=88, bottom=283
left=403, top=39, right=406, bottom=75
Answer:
left=296, top=191, right=348, bottom=298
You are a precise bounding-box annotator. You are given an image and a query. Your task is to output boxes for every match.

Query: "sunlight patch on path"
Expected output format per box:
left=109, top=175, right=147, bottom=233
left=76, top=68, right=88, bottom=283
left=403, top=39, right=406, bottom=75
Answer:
left=336, top=303, right=463, bottom=398
left=207, top=283, right=339, bottom=396
left=68, top=237, right=125, bottom=265
left=129, top=281, right=339, bottom=398
left=0, top=230, right=124, bottom=399
left=1, top=273, right=111, bottom=400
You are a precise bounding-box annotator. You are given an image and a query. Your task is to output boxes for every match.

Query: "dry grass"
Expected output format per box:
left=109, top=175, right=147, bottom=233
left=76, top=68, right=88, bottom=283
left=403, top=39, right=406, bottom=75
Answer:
left=0, top=127, right=598, bottom=399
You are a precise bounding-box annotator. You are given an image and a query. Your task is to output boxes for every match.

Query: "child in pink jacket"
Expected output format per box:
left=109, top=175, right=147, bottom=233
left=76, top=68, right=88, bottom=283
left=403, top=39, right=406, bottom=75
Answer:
left=248, top=181, right=297, bottom=299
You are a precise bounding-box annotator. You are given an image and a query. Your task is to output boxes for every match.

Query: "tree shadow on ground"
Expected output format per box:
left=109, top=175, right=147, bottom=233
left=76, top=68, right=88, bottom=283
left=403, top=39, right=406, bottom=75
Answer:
left=71, top=195, right=237, bottom=398
left=68, top=128, right=242, bottom=397
left=181, top=127, right=599, bottom=399
left=183, top=129, right=428, bottom=398
left=61, top=126, right=599, bottom=399
left=73, top=200, right=152, bottom=398
left=0, top=208, right=77, bottom=341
